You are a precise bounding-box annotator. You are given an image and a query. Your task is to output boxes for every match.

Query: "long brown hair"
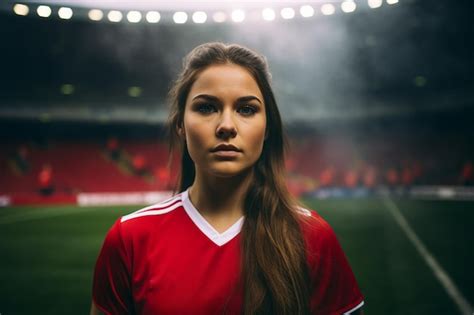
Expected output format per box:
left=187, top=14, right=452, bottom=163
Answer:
left=167, top=42, right=310, bottom=314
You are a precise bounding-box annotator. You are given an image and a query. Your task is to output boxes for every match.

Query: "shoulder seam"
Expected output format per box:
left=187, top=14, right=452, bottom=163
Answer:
left=297, top=206, right=312, bottom=217
left=120, top=195, right=183, bottom=223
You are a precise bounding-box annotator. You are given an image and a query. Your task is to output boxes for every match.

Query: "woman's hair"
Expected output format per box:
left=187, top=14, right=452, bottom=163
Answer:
left=167, top=42, right=310, bottom=314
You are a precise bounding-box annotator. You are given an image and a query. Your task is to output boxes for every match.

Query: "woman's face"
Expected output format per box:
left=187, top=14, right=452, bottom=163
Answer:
left=181, top=63, right=267, bottom=178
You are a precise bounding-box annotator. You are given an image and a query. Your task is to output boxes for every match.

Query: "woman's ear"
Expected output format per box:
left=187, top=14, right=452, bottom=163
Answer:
left=176, top=124, right=186, bottom=139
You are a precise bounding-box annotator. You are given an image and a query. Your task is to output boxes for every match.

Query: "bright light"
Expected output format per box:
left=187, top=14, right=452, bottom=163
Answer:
left=127, top=11, right=142, bottom=23
left=13, top=4, right=29, bottom=16
left=58, top=7, right=73, bottom=19
left=300, top=5, right=315, bottom=18
left=192, top=11, right=207, bottom=23
left=231, top=9, right=245, bottom=23
left=107, top=10, right=123, bottom=22
left=262, top=8, right=275, bottom=21
left=88, top=9, right=103, bottom=21
left=368, top=0, right=383, bottom=8
left=213, top=11, right=227, bottom=23
left=281, top=7, right=295, bottom=19
left=37, top=5, right=51, bottom=18
left=387, top=0, right=399, bottom=4
left=146, top=11, right=160, bottom=23
left=173, top=12, right=188, bottom=24
left=321, top=4, right=335, bottom=15
left=341, top=1, right=357, bottom=13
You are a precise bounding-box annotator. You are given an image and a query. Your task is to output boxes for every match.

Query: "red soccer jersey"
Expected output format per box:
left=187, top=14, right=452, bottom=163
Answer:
left=92, top=190, right=364, bottom=314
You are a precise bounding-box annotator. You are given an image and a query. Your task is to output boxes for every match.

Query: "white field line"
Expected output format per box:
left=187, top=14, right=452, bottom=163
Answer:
left=0, top=206, right=105, bottom=225
left=383, top=197, right=473, bottom=315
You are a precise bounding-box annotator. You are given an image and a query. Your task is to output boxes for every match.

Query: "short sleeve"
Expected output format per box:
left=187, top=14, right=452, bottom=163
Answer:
left=304, top=213, right=364, bottom=314
left=92, top=219, right=134, bottom=314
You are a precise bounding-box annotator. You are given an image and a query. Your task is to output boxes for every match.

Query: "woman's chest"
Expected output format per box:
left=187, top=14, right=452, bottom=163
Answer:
left=131, top=237, right=242, bottom=314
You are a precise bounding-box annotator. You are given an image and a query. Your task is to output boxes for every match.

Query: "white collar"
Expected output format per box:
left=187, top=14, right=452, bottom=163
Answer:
left=181, top=189, right=244, bottom=246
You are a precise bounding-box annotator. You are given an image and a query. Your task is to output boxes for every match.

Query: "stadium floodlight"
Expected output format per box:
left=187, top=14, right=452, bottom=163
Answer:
left=321, top=4, right=335, bottom=15
left=60, top=84, right=74, bottom=95
left=262, top=8, right=276, bottom=21
left=127, top=11, right=142, bottom=23
left=281, top=7, right=295, bottom=19
left=368, top=0, right=383, bottom=8
left=299, top=5, right=315, bottom=18
left=88, top=9, right=103, bottom=21
left=341, top=1, right=357, bottom=13
left=173, top=11, right=188, bottom=24
left=386, top=0, right=399, bottom=4
left=37, top=5, right=51, bottom=18
left=107, top=10, right=123, bottom=22
left=231, top=9, right=245, bottom=23
left=13, top=4, right=29, bottom=16
left=146, top=11, right=160, bottom=23
left=192, top=11, right=207, bottom=23
left=58, top=7, right=73, bottom=19
left=212, top=11, right=227, bottom=23
left=128, top=86, right=142, bottom=97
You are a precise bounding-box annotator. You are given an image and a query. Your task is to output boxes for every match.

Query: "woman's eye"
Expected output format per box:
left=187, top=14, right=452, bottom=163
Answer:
left=197, top=103, right=216, bottom=114
left=238, top=105, right=257, bottom=116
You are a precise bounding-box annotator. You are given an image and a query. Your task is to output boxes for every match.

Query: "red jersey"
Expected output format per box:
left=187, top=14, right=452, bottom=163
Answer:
left=92, top=190, right=364, bottom=314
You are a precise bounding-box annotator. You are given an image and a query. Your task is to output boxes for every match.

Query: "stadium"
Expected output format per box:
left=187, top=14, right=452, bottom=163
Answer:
left=0, top=0, right=473, bottom=314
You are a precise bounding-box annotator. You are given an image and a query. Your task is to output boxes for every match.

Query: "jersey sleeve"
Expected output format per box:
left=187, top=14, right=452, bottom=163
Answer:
left=92, top=218, right=134, bottom=314
left=304, top=212, right=364, bottom=315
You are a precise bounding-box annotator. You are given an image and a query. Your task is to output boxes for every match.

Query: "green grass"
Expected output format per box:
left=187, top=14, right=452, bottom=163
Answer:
left=0, top=199, right=473, bottom=314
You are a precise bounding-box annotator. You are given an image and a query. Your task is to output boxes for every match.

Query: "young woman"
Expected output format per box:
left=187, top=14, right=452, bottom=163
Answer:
left=91, top=42, right=364, bottom=315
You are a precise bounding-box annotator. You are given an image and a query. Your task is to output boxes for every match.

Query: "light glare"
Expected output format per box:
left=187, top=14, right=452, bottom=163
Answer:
left=231, top=9, right=245, bottom=23
left=108, top=10, right=123, bottom=22
left=146, top=11, right=160, bottom=23
left=192, top=11, right=207, bottom=23
left=173, top=12, right=188, bottom=24
left=321, top=4, right=335, bottom=15
left=300, top=5, right=314, bottom=18
left=127, top=11, right=142, bottom=23
left=262, top=8, right=275, bottom=21
left=88, top=9, right=103, bottom=21
left=341, top=1, right=357, bottom=13
left=368, top=0, right=383, bottom=8
left=213, top=11, right=227, bottom=23
left=58, top=7, right=73, bottom=19
left=37, top=5, right=51, bottom=18
left=387, top=0, right=399, bottom=4
left=281, top=7, right=295, bottom=19
left=13, top=4, right=29, bottom=16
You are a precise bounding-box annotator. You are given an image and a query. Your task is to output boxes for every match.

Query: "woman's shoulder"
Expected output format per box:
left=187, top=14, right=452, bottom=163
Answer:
left=295, top=206, right=339, bottom=248
left=114, top=192, right=186, bottom=236
left=121, top=193, right=183, bottom=222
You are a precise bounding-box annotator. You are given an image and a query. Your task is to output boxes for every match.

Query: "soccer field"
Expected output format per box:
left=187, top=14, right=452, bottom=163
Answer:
left=0, top=198, right=472, bottom=315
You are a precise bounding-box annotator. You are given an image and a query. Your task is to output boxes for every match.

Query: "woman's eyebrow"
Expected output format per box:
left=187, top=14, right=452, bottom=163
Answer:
left=192, top=94, right=263, bottom=105
left=192, top=94, right=220, bottom=102
left=237, top=95, right=263, bottom=105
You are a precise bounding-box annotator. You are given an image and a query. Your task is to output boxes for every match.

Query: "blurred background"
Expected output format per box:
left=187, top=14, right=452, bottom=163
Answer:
left=0, top=0, right=473, bottom=314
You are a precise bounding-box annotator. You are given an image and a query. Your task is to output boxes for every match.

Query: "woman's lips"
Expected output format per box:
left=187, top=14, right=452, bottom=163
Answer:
left=212, top=150, right=241, bottom=158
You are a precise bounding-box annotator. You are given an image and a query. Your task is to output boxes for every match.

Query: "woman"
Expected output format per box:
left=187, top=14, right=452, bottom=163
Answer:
left=91, top=42, right=364, bottom=315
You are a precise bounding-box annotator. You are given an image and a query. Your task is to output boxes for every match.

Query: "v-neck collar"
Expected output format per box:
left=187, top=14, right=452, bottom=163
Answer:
left=181, top=189, right=244, bottom=247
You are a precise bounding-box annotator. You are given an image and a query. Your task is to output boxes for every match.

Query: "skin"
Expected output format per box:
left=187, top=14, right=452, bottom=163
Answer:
left=179, top=63, right=267, bottom=233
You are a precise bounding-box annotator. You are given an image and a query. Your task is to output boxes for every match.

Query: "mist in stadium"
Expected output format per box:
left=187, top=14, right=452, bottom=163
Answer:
left=1, top=0, right=473, bottom=314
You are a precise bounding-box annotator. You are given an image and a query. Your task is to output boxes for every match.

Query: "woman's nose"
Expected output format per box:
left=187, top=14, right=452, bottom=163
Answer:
left=216, top=111, right=237, bottom=139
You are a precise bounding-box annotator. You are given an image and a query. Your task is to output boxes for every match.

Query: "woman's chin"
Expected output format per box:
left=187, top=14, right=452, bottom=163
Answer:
left=206, top=164, right=253, bottom=179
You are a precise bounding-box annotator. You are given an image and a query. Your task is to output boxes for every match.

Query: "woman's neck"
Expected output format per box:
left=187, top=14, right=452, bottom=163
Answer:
left=188, top=169, right=253, bottom=232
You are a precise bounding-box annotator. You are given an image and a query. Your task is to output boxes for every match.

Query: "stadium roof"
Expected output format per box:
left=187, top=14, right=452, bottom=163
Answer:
left=0, top=0, right=473, bottom=123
